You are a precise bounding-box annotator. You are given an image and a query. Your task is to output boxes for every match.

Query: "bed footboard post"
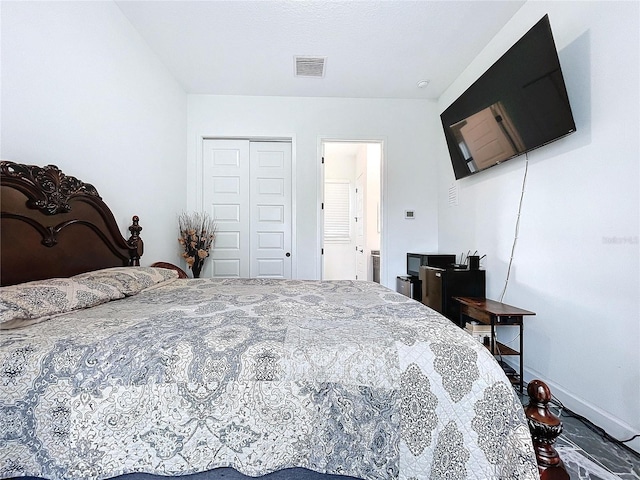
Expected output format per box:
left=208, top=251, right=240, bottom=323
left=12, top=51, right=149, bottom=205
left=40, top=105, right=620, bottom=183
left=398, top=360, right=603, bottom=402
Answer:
left=127, top=215, right=143, bottom=266
left=525, top=380, right=570, bottom=480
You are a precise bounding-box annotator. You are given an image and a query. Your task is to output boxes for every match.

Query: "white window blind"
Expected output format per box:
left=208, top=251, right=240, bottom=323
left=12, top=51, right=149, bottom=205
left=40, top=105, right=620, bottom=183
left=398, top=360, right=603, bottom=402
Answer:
left=324, top=180, right=351, bottom=243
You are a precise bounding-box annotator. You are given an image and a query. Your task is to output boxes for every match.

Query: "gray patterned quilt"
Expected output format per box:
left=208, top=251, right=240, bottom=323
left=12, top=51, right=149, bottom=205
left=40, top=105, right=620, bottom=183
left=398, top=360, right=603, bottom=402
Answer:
left=1, top=273, right=538, bottom=480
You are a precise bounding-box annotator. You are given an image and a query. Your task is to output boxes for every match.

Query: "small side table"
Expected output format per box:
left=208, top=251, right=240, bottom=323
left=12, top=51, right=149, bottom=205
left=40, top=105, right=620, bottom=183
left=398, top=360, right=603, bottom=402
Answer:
left=453, top=297, right=536, bottom=393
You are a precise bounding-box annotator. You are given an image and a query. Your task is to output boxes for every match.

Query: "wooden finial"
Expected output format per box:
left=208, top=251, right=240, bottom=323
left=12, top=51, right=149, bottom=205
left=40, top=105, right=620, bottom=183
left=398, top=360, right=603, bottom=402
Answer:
left=127, top=215, right=143, bottom=265
left=524, top=380, right=569, bottom=480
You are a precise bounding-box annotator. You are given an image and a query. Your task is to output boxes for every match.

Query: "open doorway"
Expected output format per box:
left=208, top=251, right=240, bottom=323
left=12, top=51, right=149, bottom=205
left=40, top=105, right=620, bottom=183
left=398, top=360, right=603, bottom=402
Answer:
left=322, top=141, right=381, bottom=281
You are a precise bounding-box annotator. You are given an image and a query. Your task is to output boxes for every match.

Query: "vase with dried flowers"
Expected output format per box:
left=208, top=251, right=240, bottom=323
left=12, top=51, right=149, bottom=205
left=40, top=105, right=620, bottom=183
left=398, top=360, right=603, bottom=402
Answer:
left=178, top=212, right=216, bottom=278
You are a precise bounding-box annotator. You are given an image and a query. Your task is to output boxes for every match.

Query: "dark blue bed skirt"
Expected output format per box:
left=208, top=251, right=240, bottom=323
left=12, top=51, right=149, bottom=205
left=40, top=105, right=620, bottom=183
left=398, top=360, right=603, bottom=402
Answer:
left=12, top=467, right=358, bottom=480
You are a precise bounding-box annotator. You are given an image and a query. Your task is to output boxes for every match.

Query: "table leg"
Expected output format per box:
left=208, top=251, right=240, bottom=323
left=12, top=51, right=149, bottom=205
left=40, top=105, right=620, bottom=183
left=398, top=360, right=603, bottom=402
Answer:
left=519, top=320, right=524, bottom=393
left=490, top=316, right=496, bottom=358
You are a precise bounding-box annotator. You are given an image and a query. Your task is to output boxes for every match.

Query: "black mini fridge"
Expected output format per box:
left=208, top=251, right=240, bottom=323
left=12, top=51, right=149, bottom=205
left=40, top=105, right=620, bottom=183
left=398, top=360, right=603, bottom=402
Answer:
left=419, top=266, right=486, bottom=326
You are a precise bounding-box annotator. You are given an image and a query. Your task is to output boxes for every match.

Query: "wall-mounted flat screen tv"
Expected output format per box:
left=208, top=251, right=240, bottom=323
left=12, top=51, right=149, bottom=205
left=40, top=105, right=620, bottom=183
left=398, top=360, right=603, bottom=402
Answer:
left=441, top=15, right=576, bottom=180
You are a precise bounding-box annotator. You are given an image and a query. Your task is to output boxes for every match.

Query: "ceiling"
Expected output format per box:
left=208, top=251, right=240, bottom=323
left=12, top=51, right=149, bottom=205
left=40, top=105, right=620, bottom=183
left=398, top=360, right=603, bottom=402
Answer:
left=115, top=1, right=526, bottom=100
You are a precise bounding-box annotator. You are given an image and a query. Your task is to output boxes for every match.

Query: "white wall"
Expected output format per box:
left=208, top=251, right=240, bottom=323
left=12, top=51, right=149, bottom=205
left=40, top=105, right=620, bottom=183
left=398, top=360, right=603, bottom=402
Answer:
left=437, top=1, right=639, bottom=451
left=188, top=95, right=440, bottom=287
left=1, top=1, right=187, bottom=265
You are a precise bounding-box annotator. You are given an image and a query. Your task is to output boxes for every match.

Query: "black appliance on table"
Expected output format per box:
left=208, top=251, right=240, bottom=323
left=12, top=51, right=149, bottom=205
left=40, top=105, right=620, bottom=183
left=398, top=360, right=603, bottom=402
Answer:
left=419, top=266, right=486, bottom=326
left=397, top=253, right=456, bottom=302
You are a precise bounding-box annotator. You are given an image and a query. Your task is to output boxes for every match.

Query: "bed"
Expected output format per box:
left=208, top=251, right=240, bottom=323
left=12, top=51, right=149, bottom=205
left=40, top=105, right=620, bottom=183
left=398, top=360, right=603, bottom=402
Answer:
left=0, top=161, right=567, bottom=480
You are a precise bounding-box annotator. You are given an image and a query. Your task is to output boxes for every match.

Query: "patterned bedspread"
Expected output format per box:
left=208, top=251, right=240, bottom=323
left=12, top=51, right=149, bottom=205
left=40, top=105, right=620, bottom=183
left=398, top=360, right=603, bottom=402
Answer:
left=1, top=275, right=538, bottom=480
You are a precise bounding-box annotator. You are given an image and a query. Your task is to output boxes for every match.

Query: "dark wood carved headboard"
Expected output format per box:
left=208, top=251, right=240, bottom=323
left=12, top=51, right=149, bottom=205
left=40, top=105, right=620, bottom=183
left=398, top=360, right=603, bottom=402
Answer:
left=1, top=161, right=143, bottom=286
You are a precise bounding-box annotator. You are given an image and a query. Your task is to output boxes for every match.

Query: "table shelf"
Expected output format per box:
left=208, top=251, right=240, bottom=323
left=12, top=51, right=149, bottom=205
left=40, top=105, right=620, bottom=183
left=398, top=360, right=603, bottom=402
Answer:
left=490, top=341, right=519, bottom=356
left=454, top=296, right=535, bottom=393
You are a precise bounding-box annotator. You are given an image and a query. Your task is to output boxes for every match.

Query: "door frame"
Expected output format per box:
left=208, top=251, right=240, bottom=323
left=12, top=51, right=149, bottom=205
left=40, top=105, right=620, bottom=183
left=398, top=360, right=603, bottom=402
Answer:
left=318, top=137, right=386, bottom=284
left=196, top=135, right=297, bottom=279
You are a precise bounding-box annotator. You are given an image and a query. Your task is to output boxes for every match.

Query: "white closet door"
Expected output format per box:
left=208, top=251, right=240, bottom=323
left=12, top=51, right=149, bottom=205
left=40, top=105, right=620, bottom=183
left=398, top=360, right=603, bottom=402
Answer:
left=249, top=142, right=292, bottom=279
left=202, top=139, right=292, bottom=279
left=202, top=139, right=250, bottom=277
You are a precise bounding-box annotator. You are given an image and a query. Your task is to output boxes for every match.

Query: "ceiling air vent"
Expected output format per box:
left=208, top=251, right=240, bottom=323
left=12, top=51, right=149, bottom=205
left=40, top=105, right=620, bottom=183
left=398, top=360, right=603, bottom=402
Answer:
left=295, top=56, right=326, bottom=78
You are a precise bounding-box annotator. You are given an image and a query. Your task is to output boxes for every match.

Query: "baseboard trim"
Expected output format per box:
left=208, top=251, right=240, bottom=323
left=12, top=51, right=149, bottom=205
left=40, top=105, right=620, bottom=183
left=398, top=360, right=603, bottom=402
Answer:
left=509, top=363, right=640, bottom=455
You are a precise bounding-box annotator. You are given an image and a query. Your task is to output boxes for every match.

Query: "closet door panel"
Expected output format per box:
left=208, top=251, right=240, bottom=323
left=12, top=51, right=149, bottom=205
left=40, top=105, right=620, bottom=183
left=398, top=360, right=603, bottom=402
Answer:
left=203, top=139, right=250, bottom=278
left=250, top=142, right=292, bottom=279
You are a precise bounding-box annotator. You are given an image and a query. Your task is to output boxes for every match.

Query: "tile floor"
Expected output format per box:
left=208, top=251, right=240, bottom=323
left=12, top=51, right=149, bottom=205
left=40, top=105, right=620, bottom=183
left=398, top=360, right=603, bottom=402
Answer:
left=520, top=392, right=640, bottom=480
left=556, top=414, right=639, bottom=480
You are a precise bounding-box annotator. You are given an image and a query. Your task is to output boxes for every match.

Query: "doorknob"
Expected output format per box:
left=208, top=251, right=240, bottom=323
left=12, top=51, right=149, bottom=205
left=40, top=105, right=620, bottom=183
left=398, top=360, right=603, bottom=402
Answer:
left=286, top=252, right=291, bottom=257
